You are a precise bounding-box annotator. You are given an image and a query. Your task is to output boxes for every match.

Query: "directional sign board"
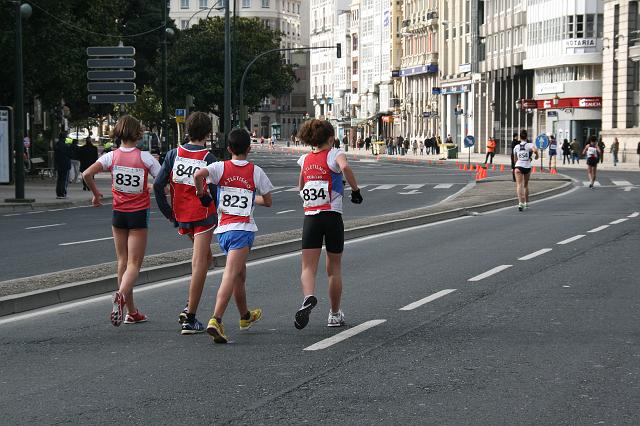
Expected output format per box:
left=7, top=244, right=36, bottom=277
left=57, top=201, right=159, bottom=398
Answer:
left=87, top=82, right=136, bottom=92
left=86, top=46, right=135, bottom=57
left=87, top=58, right=136, bottom=69
left=175, top=109, right=186, bottom=123
left=87, top=70, right=136, bottom=81
left=88, top=94, right=136, bottom=104
left=464, top=135, right=475, bottom=148
left=535, top=134, right=550, bottom=150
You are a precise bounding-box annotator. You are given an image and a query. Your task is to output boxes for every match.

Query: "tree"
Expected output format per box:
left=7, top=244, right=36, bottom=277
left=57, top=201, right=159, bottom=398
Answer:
left=124, top=85, right=162, bottom=130
left=166, top=17, right=296, bottom=120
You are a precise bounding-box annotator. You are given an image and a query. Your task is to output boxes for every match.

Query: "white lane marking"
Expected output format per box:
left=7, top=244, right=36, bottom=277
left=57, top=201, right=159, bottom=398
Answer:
left=468, top=265, right=512, bottom=282
left=59, top=237, right=114, bottom=246
left=612, top=180, right=632, bottom=187
left=47, top=209, right=64, bottom=212
left=403, top=184, right=425, bottom=190
left=518, top=248, right=552, bottom=261
left=25, top=211, right=46, bottom=215
left=629, top=212, right=639, bottom=218
left=25, top=223, right=66, bottom=230
left=485, top=186, right=580, bottom=215
left=434, top=183, right=454, bottom=189
left=582, top=181, right=601, bottom=187
left=557, top=235, right=586, bottom=245
left=588, top=225, right=609, bottom=233
left=3, top=213, right=21, bottom=217
left=271, top=190, right=284, bottom=194
left=276, top=210, right=295, bottom=215
left=399, top=289, right=457, bottom=311
left=270, top=186, right=286, bottom=191
left=368, top=184, right=396, bottom=191
left=623, top=187, right=636, bottom=192
left=398, top=190, right=422, bottom=195
left=610, top=218, right=628, bottom=225
left=345, top=185, right=369, bottom=191
left=303, top=320, right=387, bottom=351
left=284, top=186, right=301, bottom=192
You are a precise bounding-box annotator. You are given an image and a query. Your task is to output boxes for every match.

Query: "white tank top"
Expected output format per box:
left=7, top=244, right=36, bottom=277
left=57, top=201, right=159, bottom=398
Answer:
left=514, top=142, right=533, bottom=168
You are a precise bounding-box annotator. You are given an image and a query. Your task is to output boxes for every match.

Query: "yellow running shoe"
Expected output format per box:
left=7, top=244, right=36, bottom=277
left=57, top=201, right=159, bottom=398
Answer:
left=206, top=317, right=228, bottom=344
left=239, top=308, right=262, bottom=330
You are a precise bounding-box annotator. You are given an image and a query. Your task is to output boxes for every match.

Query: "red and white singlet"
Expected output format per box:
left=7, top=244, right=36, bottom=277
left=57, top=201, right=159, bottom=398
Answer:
left=110, top=148, right=150, bottom=212
left=217, top=161, right=256, bottom=227
left=170, top=146, right=212, bottom=222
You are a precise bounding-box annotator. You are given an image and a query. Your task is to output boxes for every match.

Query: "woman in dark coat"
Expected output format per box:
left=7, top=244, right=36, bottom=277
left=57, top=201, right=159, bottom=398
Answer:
left=78, top=137, right=99, bottom=190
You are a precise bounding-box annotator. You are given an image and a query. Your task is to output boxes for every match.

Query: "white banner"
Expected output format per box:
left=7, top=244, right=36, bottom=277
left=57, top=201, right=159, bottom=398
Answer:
left=0, top=108, right=11, bottom=184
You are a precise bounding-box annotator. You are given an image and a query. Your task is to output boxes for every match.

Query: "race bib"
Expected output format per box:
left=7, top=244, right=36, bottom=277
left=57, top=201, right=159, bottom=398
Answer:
left=517, top=149, right=529, bottom=161
left=113, top=165, right=144, bottom=194
left=172, top=156, right=206, bottom=186
left=301, top=180, right=330, bottom=208
left=587, top=147, right=598, bottom=158
left=219, top=186, right=253, bottom=217
left=550, top=143, right=557, bottom=150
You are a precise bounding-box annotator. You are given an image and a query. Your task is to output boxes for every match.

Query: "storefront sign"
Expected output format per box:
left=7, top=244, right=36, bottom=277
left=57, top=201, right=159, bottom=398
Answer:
left=536, top=97, right=602, bottom=109
left=381, top=116, right=394, bottom=123
left=399, top=64, right=438, bottom=77
left=441, top=85, right=470, bottom=95
left=536, top=82, right=564, bottom=95
left=519, top=99, right=538, bottom=109
left=563, top=38, right=596, bottom=49
left=458, top=63, right=472, bottom=73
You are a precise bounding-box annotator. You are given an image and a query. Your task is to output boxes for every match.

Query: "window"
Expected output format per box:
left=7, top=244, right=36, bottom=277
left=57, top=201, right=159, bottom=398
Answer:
left=181, top=19, right=189, bottom=29
left=352, top=60, right=358, bottom=75
left=242, top=0, right=251, bottom=7
left=262, top=0, right=269, bottom=8
left=567, top=15, right=574, bottom=38
left=180, top=0, right=189, bottom=9
left=586, top=14, right=594, bottom=38
left=576, top=15, right=584, bottom=38
left=199, top=0, right=207, bottom=9
left=352, top=35, right=358, bottom=51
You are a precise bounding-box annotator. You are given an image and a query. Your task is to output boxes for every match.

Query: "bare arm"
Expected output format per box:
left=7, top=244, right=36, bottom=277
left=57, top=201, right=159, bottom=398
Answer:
left=255, top=193, right=272, bottom=207
left=82, top=162, right=104, bottom=207
left=298, top=171, right=304, bottom=190
left=335, top=154, right=358, bottom=191
left=193, top=167, right=210, bottom=198
left=531, top=146, right=540, bottom=160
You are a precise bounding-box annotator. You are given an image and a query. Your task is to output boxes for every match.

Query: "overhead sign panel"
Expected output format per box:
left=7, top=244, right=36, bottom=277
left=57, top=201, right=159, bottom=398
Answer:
left=87, top=58, right=136, bottom=69
left=86, top=46, right=136, bottom=57
left=87, top=82, right=136, bottom=92
left=88, top=94, right=136, bottom=104
left=87, top=70, right=136, bottom=81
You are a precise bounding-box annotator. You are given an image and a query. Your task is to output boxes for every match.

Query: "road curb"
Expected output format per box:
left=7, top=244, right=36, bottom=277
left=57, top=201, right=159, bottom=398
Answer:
left=0, top=180, right=573, bottom=317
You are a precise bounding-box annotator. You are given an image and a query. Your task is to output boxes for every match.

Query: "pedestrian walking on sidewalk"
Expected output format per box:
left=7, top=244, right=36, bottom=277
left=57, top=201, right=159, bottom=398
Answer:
left=412, top=139, right=418, bottom=155
left=484, top=137, right=496, bottom=164
left=513, top=129, right=539, bottom=211
left=570, top=139, right=580, bottom=164
left=69, top=140, right=81, bottom=184
left=419, top=139, right=425, bottom=155
left=561, top=138, right=571, bottom=165
left=637, top=141, right=640, bottom=167
left=82, top=115, right=161, bottom=327
left=403, top=138, right=410, bottom=156
left=610, top=137, right=619, bottom=166
left=582, top=136, right=602, bottom=189
left=598, top=138, right=605, bottom=164
left=78, top=137, right=98, bottom=191
left=293, top=119, right=363, bottom=330
left=510, top=132, right=519, bottom=182
left=548, top=135, right=558, bottom=169
left=54, top=133, right=71, bottom=198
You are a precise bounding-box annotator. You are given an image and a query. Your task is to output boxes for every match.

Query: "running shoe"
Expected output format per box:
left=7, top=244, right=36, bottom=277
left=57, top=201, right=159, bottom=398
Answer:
left=111, top=291, right=125, bottom=327
left=327, top=310, right=345, bottom=327
left=206, top=317, right=228, bottom=343
left=178, top=303, right=189, bottom=324
left=239, top=308, right=262, bottom=330
left=518, top=203, right=524, bottom=212
left=523, top=202, right=529, bottom=210
left=589, top=183, right=594, bottom=189
left=124, top=310, right=148, bottom=324
left=181, top=318, right=205, bottom=335
left=294, top=295, right=317, bottom=330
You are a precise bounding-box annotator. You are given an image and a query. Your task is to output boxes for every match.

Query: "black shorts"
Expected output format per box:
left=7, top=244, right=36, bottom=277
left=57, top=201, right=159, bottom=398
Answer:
left=516, top=166, right=531, bottom=174
left=112, top=209, right=150, bottom=229
left=302, top=211, right=344, bottom=254
left=587, top=157, right=598, bottom=167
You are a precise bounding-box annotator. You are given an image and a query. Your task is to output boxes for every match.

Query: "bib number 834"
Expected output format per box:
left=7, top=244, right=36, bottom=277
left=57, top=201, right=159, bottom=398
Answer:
left=302, top=187, right=326, bottom=201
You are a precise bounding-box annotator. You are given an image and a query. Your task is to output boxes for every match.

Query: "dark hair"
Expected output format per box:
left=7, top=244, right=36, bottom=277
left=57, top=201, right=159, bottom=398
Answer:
left=513, top=132, right=519, bottom=138
left=111, top=115, right=143, bottom=142
left=589, top=135, right=597, bottom=144
left=186, top=112, right=212, bottom=141
left=298, top=119, right=335, bottom=147
left=519, top=129, right=528, bottom=141
left=228, top=128, right=251, bottom=155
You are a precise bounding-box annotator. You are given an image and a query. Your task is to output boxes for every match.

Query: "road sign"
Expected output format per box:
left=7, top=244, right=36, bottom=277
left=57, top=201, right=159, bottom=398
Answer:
left=0, top=107, right=12, bottom=184
left=87, top=70, right=136, bottom=81
left=87, top=58, right=135, bottom=69
left=464, top=135, right=475, bottom=148
left=86, top=46, right=135, bottom=57
left=87, top=82, right=136, bottom=93
left=175, top=109, right=187, bottom=123
left=88, top=94, right=136, bottom=104
left=535, top=134, right=550, bottom=150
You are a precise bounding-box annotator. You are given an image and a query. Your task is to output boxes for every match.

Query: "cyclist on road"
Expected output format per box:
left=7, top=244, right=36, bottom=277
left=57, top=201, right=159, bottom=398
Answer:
left=512, top=129, right=539, bottom=212
left=293, top=119, right=363, bottom=330
left=582, top=135, right=602, bottom=188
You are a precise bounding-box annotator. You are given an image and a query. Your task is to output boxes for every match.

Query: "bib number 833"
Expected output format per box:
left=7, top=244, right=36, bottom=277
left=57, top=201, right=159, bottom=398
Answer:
left=115, top=173, right=141, bottom=187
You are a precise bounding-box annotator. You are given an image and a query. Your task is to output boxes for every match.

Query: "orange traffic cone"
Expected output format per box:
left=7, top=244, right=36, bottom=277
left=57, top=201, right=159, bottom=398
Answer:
left=492, top=164, right=496, bottom=171
left=532, top=166, right=537, bottom=173
left=500, top=164, right=505, bottom=172
left=463, top=164, right=467, bottom=171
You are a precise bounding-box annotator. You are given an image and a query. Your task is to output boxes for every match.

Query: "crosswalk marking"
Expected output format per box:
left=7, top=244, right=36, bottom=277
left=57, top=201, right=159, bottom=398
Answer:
left=612, top=180, right=632, bottom=187
left=403, top=184, right=425, bottom=190
left=368, top=184, right=396, bottom=191
left=284, top=186, right=301, bottom=191
left=434, top=183, right=454, bottom=189
left=583, top=181, right=601, bottom=187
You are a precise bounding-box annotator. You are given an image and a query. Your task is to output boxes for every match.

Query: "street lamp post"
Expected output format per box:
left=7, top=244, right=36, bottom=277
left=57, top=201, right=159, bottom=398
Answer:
left=223, top=0, right=231, bottom=159
left=161, top=0, right=169, bottom=152
left=7, top=1, right=33, bottom=203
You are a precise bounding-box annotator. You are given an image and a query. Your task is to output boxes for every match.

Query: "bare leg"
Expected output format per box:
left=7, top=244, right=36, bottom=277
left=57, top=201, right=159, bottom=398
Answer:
left=187, top=230, right=214, bottom=314
left=326, top=252, right=343, bottom=313
left=119, top=228, right=148, bottom=314
left=213, top=247, right=250, bottom=319
left=514, top=170, right=524, bottom=203
left=232, top=264, right=248, bottom=316
left=112, top=226, right=128, bottom=287
left=300, top=248, right=322, bottom=297
left=523, top=172, right=531, bottom=203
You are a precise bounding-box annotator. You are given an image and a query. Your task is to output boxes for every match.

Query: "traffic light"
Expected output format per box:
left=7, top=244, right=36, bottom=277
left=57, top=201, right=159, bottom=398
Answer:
left=336, top=43, right=341, bottom=59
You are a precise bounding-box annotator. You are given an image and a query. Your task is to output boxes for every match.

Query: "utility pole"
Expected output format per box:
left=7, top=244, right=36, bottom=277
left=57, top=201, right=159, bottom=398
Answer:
left=161, top=0, right=169, bottom=152
left=223, top=0, right=231, bottom=158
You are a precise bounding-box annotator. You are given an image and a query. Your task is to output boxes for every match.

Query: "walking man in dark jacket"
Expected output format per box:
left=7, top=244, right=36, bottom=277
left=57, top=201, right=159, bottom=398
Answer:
left=78, top=137, right=99, bottom=190
left=54, top=133, right=71, bottom=198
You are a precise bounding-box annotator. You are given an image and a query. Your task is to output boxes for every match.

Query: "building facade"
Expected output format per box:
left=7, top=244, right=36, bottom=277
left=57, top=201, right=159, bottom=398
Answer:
left=601, top=0, right=640, bottom=152
left=169, top=0, right=311, bottom=140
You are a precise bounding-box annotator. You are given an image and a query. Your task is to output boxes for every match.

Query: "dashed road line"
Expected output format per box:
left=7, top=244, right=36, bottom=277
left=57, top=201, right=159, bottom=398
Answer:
left=468, top=265, right=512, bottom=282
left=59, top=237, right=114, bottom=246
left=588, top=225, right=609, bottom=233
left=25, top=223, right=66, bottom=230
left=518, top=248, right=552, bottom=261
left=303, top=320, right=387, bottom=351
left=610, top=218, right=628, bottom=225
left=612, top=180, right=632, bottom=187
left=368, top=184, right=396, bottom=191
left=402, top=184, right=425, bottom=190
left=582, top=181, right=601, bottom=187
left=275, top=209, right=295, bottom=215
left=434, top=183, right=454, bottom=189
left=399, top=289, right=457, bottom=311
left=557, top=235, right=586, bottom=245
left=3, top=213, right=21, bottom=217
left=629, top=212, right=639, bottom=218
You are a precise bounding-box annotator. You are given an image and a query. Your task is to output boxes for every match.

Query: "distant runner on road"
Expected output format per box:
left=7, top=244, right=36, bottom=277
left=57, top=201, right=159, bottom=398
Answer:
left=582, top=135, right=602, bottom=189
left=512, top=129, right=539, bottom=212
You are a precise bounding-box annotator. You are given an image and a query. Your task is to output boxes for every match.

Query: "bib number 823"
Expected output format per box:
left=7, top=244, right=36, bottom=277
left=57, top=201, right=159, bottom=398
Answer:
left=222, top=194, right=249, bottom=209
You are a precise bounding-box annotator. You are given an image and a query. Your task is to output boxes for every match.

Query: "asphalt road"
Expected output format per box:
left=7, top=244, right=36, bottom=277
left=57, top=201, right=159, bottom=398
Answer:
left=0, top=176, right=638, bottom=424
left=0, top=150, right=472, bottom=281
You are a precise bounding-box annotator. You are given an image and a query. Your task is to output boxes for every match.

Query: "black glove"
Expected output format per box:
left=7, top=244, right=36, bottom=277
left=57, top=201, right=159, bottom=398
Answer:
left=350, top=188, right=363, bottom=204
left=199, top=193, right=213, bottom=207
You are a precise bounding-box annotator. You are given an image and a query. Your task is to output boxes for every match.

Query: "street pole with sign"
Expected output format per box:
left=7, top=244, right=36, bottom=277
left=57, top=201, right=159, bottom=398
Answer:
left=223, top=0, right=231, bottom=159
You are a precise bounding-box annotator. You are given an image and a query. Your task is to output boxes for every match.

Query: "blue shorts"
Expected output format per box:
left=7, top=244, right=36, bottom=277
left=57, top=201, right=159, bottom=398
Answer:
left=217, top=230, right=255, bottom=254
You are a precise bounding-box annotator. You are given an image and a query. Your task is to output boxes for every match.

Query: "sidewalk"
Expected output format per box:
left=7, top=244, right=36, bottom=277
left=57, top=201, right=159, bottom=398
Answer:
left=0, top=174, right=112, bottom=212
